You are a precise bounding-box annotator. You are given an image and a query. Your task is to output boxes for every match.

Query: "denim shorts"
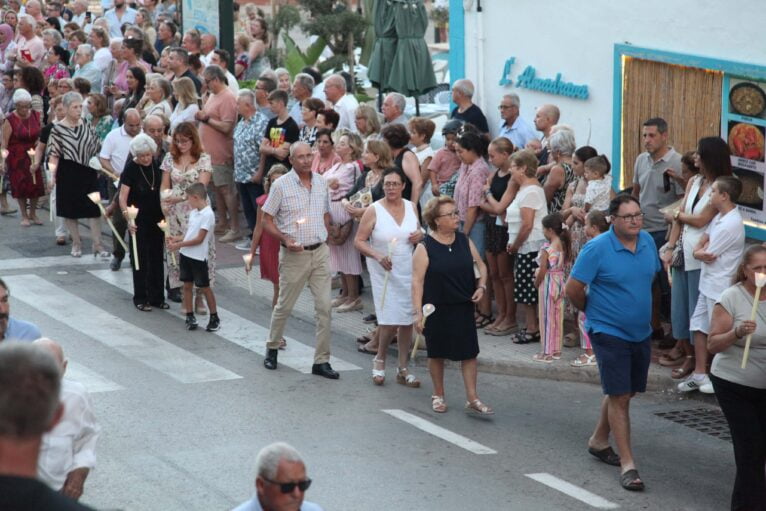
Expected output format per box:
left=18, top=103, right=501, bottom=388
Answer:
left=461, top=219, right=486, bottom=260
left=589, top=331, right=652, bottom=395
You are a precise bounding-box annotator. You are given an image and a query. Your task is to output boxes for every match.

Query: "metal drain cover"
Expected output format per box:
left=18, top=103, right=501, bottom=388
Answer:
left=655, top=407, right=731, bottom=442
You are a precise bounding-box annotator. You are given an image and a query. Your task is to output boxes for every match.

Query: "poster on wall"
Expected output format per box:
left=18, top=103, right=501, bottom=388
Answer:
left=182, top=0, right=219, bottom=40
left=724, top=78, right=766, bottom=224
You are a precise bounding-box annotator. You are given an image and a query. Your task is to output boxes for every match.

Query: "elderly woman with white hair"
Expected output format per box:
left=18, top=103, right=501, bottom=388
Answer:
left=540, top=127, right=576, bottom=213
left=119, top=133, right=167, bottom=311
left=47, top=91, right=104, bottom=258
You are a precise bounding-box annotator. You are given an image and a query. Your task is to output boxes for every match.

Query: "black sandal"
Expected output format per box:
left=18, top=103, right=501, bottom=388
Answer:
left=588, top=446, right=621, bottom=466
left=135, top=303, right=152, bottom=312
left=620, top=469, right=645, bottom=491
left=156, top=302, right=170, bottom=310
left=475, top=313, right=494, bottom=328
left=513, top=330, right=540, bottom=344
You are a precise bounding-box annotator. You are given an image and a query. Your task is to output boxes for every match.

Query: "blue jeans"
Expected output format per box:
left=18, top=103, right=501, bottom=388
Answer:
left=670, top=268, right=700, bottom=340
left=237, top=182, right=264, bottom=236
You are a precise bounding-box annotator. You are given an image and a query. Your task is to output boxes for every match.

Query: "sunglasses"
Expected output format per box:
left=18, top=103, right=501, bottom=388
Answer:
left=262, top=477, right=312, bottom=493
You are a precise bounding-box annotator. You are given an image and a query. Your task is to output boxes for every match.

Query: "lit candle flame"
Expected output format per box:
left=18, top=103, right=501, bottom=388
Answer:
left=1, top=149, right=8, bottom=159
left=422, top=303, right=436, bottom=317
left=296, top=217, right=307, bottom=225
left=26, top=148, right=35, bottom=157
left=242, top=254, right=252, bottom=264
left=125, top=205, right=139, bottom=220
left=87, top=191, right=101, bottom=205
left=756, top=272, right=766, bottom=288
left=157, top=219, right=168, bottom=231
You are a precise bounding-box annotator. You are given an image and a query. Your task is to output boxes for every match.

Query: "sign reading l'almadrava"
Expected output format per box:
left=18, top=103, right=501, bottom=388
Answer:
left=499, top=57, right=589, bottom=100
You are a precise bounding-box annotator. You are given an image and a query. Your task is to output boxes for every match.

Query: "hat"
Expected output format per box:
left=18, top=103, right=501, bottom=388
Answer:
left=12, top=88, right=32, bottom=104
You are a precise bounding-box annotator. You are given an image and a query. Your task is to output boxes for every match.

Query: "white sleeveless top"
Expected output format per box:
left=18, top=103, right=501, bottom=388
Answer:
left=682, top=174, right=712, bottom=271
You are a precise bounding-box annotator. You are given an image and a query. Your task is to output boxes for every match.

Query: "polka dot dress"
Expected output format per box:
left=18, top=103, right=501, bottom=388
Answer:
left=514, top=251, right=539, bottom=305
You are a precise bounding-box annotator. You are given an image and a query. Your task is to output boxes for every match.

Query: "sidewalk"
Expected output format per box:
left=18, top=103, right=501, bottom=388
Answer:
left=214, top=240, right=704, bottom=395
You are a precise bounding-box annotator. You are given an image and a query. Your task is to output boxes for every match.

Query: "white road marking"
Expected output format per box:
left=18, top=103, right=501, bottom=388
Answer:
left=525, top=473, right=619, bottom=509
left=381, top=409, right=497, bottom=455
left=89, top=269, right=362, bottom=374
left=66, top=362, right=126, bottom=393
left=5, top=275, right=241, bottom=384
left=0, top=255, right=110, bottom=271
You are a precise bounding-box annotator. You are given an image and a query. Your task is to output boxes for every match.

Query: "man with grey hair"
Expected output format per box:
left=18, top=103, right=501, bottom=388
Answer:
left=233, top=88, right=269, bottom=251
left=101, top=108, right=142, bottom=270
left=497, top=93, right=536, bottom=149
left=15, top=15, right=44, bottom=68
left=382, top=92, right=408, bottom=127
left=0, top=343, right=94, bottom=509
left=289, top=73, right=315, bottom=125
left=72, top=44, right=102, bottom=92
left=261, top=142, right=337, bottom=379
left=35, top=338, right=99, bottom=501
left=323, top=73, right=358, bottom=132
left=233, top=442, right=323, bottom=511
left=450, top=78, right=489, bottom=135
left=196, top=65, right=240, bottom=242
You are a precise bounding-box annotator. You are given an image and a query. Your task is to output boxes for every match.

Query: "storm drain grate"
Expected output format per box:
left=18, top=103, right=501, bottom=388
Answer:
left=655, top=407, right=731, bottom=442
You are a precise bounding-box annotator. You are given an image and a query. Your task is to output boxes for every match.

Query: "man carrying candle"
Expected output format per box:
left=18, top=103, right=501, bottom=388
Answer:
left=565, top=195, right=660, bottom=492
left=261, top=142, right=338, bottom=379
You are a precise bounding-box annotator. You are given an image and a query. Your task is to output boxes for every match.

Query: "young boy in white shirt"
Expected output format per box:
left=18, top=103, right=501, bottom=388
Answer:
left=679, top=176, right=745, bottom=393
left=583, top=155, right=612, bottom=213
left=167, top=183, right=220, bottom=332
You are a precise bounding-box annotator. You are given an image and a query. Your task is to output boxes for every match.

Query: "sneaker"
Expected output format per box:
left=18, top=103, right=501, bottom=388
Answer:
left=219, top=229, right=243, bottom=243
left=677, top=373, right=710, bottom=393
left=234, top=240, right=252, bottom=251
left=205, top=315, right=220, bottom=332
left=185, top=315, right=198, bottom=331
left=699, top=379, right=715, bottom=394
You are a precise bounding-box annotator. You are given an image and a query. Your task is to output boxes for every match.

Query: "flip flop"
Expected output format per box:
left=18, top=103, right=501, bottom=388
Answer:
left=588, top=446, right=621, bottom=466
left=357, top=345, right=378, bottom=355
left=620, top=469, right=645, bottom=491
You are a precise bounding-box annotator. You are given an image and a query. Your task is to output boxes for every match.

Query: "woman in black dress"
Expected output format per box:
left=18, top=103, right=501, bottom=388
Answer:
left=413, top=195, right=493, bottom=415
left=47, top=91, right=104, bottom=258
left=119, top=133, right=167, bottom=311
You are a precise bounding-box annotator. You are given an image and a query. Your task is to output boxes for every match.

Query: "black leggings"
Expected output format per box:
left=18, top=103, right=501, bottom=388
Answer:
left=710, top=374, right=766, bottom=511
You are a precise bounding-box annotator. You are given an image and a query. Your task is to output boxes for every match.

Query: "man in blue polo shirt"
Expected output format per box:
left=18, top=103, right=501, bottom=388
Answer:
left=566, top=195, right=659, bottom=493
left=0, top=278, right=41, bottom=343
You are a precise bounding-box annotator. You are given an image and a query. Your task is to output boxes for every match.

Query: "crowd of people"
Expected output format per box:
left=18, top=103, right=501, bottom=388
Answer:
left=0, top=0, right=763, bottom=508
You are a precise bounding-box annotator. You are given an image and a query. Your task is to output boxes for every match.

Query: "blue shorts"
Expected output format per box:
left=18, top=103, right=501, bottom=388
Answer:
left=461, top=220, right=486, bottom=260
left=589, top=331, right=652, bottom=395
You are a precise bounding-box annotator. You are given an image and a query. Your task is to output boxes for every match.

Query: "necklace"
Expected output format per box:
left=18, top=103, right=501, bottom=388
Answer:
left=139, top=161, right=156, bottom=191
left=434, top=232, right=456, bottom=252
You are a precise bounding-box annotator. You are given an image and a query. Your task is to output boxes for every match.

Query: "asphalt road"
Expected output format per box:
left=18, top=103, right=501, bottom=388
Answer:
left=0, top=217, right=735, bottom=511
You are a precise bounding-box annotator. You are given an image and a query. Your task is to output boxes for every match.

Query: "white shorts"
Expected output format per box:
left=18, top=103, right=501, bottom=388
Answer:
left=689, top=294, right=716, bottom=335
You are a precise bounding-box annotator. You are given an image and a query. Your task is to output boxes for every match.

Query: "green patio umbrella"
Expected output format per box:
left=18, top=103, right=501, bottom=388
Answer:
left=367, top=0, right=398, bottom=92
left=387, top=0, right=437, bottom=99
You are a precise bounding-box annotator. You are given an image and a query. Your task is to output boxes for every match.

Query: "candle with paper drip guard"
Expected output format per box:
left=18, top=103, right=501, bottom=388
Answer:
left=0, top=149, right=7, bottom=192
left=157, top=219, right=176, bottom=266
left=411, top=303, right=436, bottom=359
left=48, top=160, right=58, bottom=221
left=87, top=191, right=128, bottom=253
left=243, top=254, right=253, bottom=295
left=742, top=272, right=766, bottom=369
left=124, top=205, right=140, bottom=271
left=26, top=148, right=36, bottom=184
left=379, top=238, right=397, bottom=310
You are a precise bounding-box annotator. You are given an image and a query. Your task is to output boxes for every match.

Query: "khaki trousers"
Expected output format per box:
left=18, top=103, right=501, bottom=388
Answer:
left=267, top=243, right=332, bottom=363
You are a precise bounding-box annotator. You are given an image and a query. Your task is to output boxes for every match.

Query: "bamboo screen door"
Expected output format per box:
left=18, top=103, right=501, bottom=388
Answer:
left=620, top=57, right=723, bottom=187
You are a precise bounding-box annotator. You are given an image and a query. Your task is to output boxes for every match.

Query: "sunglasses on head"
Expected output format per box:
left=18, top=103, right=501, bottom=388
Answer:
left=262, top=476, right=312, bottom=493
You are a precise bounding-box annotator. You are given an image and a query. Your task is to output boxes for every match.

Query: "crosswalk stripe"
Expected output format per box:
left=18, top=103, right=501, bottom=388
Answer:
left=88, top=269, right=362, bottom=374
left=5, top=274, right=242, bottom=384
left=525, top=473, right=619, bottom=509
left=66, top=362, right=126, bottom=393
left=382, top=409, right=498, bottom=455
left=0, top=255, right=111, bottom=271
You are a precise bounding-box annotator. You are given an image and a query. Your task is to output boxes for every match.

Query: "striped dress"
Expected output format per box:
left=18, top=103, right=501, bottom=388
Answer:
left=49, top=121, right=101, bottom=219
left=537, top=242, right=566, bottom=356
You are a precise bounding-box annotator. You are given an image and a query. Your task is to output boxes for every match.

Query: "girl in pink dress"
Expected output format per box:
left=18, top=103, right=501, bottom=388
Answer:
left=533, top=212, right=572, bottom=362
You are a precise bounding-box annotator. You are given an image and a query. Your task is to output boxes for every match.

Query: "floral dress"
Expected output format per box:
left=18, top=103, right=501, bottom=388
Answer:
left=161, top=152, right=216, bottom=289
left=537, top=241, right=566, bottom=356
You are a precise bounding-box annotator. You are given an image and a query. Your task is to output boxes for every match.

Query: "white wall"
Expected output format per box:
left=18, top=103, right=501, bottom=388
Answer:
left=462, top=0, right=766, bottom=160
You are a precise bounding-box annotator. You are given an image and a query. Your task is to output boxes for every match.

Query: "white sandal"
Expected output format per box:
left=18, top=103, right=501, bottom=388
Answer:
left=570, top=354, right=597, bottom=367
left=372, top=358, right=385, bottom=385
left=465, top=399, right=494, bottom=416
left=396, top=367, right=420, bottom=388
left=431, top=395, right=447, bottom=413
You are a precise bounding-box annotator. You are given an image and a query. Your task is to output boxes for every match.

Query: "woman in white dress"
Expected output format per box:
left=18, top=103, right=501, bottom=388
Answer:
left=355, top=167, right=423, bottom=387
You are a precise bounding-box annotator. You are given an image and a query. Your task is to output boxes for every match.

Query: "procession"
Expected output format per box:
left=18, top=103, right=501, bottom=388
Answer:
left=0, top=0, right=764, bottom=510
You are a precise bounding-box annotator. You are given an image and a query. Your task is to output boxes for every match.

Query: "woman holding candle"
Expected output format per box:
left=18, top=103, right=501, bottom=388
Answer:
left=707, top=245, right=766, bottom=511
left=119, top=133, right=167, bottom=311
left=354, top=167, right=422, bottom=387
left=1, top=89, right=42, bottom=226
left=160, top=121, right=215, bottom=315
left=412, top=195, right=493, bottom=414
left=325, top=131, right=364, bottom=312
left=48, top=91, right=105, bottom=258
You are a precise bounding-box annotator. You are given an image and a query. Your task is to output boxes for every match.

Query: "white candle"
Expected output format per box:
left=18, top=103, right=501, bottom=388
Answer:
left=26, top=148, right=36, bottom=184
left=742, top=272, right=766, bottom=368
left=411, top=304, right=436, bottom=359
left=380, top=238, right=397, bottom=310
left=125, top=205, right=140, bottom=271
left=243, top=254, right=253, bottom=295
left=157, top=220, right=176, bottom=266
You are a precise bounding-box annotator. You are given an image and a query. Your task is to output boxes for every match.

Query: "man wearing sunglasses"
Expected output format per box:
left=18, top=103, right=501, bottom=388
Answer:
left=233, top=442, right=323, bottom=511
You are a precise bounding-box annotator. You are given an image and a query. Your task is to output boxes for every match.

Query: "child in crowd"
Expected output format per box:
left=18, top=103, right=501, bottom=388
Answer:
left=583, top=155, right=612, bottom=213
left=534, top=212, right=572, bottom=363
left=571, top=210, right=610, bottom=367
left=525, top=138, right=543, bottom=156
left=167, top=182, right=220, bottom=332
left=429, top=119, right=462, bottom=198
left=408, top=117, right=436, bottom=210
left=245, top=164, right=288, bottom=348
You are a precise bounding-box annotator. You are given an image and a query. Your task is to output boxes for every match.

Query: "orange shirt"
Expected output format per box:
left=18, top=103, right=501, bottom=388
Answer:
left=198, top=88, right=237, bottom=166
